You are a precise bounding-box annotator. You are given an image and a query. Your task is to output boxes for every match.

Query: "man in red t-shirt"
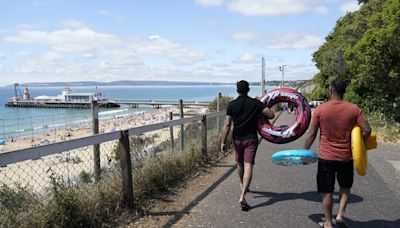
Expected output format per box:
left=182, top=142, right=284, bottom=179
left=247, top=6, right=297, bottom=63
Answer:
left=304, top=79, right=371, bottom=228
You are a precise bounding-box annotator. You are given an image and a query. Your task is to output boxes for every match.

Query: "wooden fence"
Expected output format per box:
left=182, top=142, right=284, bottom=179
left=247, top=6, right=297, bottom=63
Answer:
left=0, top=110, right=226, bottom=208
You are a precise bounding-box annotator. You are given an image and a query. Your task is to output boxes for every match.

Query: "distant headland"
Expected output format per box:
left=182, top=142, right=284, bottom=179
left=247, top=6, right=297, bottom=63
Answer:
left=6, top=80, right=230, bottom=87
left=5, top=80, right=310, bottom=88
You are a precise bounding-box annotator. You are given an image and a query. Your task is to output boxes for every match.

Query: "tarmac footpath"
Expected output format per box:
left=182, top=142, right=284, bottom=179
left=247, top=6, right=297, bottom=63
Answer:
left=174, top=112, right=400, bottom=228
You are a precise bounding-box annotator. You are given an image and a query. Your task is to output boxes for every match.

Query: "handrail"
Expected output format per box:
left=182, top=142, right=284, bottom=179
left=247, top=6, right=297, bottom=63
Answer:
left=0, top=111, right=225, bottom=167
left=0, top=131, right=120, bottom=166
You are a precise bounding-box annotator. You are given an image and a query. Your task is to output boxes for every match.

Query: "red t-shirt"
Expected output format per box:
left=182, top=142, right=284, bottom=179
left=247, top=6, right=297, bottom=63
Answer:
left=311, top=100, right=367, bottom=161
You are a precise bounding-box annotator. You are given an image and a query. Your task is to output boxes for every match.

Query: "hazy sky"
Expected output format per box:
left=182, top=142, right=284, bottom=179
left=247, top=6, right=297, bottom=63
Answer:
left=0, top=0, right=361, bottom=86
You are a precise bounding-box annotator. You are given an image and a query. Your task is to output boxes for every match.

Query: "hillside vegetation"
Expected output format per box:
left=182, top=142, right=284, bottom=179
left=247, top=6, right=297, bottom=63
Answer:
left=311, top=0, right=399, bottom=120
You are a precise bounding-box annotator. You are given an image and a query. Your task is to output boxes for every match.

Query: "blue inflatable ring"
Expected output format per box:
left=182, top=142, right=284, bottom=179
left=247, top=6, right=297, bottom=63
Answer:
left=271, top=149, right=318, bottom=166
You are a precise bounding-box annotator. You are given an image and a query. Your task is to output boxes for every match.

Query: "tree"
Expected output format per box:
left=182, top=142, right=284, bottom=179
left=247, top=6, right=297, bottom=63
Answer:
left=311, top=0, right=399, bottom=118
left=346, top=0, right=400, bottom=115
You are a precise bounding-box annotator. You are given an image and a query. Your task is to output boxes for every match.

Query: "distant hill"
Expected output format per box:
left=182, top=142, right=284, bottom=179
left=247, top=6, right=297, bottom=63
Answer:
left=6, top=81, right=233, bottom=87
left=6, top=80, right=310, bottom=87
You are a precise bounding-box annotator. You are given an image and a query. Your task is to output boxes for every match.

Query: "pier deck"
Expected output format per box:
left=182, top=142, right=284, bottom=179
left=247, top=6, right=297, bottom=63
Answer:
left=112, top=99, right=210, bottom=108
left=5, top=101, right=120, bottom=108
left=5, top=99, right=210, bottom=109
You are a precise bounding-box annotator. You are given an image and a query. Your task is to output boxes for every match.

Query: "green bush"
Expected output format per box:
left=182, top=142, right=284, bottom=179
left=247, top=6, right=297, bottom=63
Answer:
left=133, top=139, right=203, bottom=202
left=0, top=184, right=37, bottom=226
left=79, top=171, right=92, bottom=184
left=112, top=134, right=160, bottom=167
left=38, top=174, right=85, bottom=227
left=208, top=95, right=233, bottom=112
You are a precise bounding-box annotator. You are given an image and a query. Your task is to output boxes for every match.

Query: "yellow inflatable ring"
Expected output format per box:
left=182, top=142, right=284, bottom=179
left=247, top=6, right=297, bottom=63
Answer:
left=365, top=131, right=377, bottom=150
left=351, top=125, right=377, bottom=176
left=351, top=125, right=367, bottom=176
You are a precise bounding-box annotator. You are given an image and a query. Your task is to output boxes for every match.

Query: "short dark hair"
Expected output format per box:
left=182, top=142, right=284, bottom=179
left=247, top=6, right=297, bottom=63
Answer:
left=330, top=79, right=347, bottom=97
left=237, top=80, right=250, bottom=94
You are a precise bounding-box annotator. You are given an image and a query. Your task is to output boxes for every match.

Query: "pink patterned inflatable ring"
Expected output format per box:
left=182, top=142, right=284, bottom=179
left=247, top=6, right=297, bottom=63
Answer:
left=257, top=88, right=311, bottom=144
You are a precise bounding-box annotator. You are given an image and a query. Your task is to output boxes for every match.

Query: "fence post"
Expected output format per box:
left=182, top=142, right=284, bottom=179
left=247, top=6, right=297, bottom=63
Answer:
left=91, top=100, right=101, bottom=182
left=179, top=99, right=184, bottom=151
left=201, top=115, right=207, bottom=161
left=169, top=112, right=174, bottom=149
left=119, top=130, right=134, bottom=209
left=217, top=92, right=221, bottom=132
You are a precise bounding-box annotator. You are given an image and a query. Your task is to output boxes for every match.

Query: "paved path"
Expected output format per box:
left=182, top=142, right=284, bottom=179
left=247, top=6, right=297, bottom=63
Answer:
left=175, top=112, right=400, bottom=228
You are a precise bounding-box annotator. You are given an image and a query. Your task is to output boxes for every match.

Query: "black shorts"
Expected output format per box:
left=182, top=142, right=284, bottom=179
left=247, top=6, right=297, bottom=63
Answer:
left=317, top=159, right=354, bottom=193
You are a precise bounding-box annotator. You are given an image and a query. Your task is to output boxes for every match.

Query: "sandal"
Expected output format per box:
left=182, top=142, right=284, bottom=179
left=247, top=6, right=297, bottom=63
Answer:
left=239, top=201, right=251, bottom=211
left=336, top=219, right=347, bottom=228
left=336, top=218, right=344, bottom=223
left=318, top=221, right=333, bottom=228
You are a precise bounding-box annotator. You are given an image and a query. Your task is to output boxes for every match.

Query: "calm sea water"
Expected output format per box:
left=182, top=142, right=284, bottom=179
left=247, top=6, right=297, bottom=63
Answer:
left=0, top=85, right=269, bottom=139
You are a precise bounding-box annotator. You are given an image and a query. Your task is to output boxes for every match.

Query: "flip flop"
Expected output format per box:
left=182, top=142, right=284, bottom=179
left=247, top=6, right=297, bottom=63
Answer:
left=335, top=219, right=344, bottom=223
left=321, top=217, right=337, bottom=224
left=239, top=201, right=251, bottom=211
left=318, top=221, right=333, bottom=228
left=336, top=219, right=348, bottom=228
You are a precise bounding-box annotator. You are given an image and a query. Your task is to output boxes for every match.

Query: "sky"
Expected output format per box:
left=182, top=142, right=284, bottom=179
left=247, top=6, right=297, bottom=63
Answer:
left=0, top=0, right=361, bottom=86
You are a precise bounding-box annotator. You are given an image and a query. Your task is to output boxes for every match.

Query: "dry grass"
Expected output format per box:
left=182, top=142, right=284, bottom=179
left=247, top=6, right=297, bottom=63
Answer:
left=0, top=125, right=228, bottom=227
left=368, top=112, right=400, bottom=144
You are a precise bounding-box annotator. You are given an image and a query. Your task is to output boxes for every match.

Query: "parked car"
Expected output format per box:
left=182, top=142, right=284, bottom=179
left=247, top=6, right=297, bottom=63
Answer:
left=309, top=100, right=323, bottom=108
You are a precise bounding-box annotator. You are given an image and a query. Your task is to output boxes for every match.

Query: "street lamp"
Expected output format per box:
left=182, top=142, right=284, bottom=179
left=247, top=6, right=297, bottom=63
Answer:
left=261, top=57, right=266, bottom=96
left=279, top=65, right=286, bottom=88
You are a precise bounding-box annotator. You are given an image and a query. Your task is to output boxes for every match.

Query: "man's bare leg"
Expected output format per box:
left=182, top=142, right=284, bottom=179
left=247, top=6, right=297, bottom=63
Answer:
left=237, top=162, right=244, bottom=184
left=239, top=163, right=253, bottom=203
left=336, top=188, right=350, bottom=222
left=322, top=193, right=334, bottom=228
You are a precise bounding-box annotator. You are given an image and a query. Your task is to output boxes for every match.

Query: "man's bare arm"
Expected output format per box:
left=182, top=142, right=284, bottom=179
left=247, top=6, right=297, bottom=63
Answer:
left=303, top=124, right=318, bottom=150
left=359, top=121, right=372, bottom=140
left=261, top=107, right=275, bottom=119
left=221, top=115, right=232, bottom=153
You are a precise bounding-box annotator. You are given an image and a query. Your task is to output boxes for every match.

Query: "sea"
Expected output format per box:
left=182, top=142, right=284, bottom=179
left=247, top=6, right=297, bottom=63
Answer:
left=0, top=85, right=271, bottom=139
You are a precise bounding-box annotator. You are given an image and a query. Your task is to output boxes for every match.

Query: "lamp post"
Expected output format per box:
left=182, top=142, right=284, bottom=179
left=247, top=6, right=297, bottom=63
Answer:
left=279, top=65, right=286, bottom=88
left=261, top=57, right=266, bottom=95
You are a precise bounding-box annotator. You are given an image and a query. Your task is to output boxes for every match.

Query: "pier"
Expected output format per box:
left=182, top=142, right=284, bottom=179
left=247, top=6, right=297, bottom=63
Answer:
left=113, top=99, right=211, bottom=108
left=5, top=84, right=121, bottom=109
left=5, top=83, right=212, bottom=109
left=5, top=99, right=210, bottom=109
left=5, top=101, right=119, bottom=109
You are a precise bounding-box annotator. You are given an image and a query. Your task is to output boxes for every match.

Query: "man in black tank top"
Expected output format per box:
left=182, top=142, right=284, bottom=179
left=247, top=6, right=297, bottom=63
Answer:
left=221, top=80, right=274, bottom=210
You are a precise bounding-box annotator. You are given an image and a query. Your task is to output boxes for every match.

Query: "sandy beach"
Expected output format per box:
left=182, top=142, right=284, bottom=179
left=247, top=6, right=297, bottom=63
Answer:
left=1, top=106, right=207, bottom=152
left=0, top=106, right=208, bottom=193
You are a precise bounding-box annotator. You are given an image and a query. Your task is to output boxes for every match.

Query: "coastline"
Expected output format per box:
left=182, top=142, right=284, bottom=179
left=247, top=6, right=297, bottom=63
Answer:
left=1, top=106, right=207, bottom=152
left=0, top=105, right=208, bottom=193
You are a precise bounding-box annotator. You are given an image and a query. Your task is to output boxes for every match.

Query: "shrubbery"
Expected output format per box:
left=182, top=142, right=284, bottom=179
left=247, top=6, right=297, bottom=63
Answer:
left=0, top=122, right=229, bottom=227
left=208, top=95, right=233, bottom=112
